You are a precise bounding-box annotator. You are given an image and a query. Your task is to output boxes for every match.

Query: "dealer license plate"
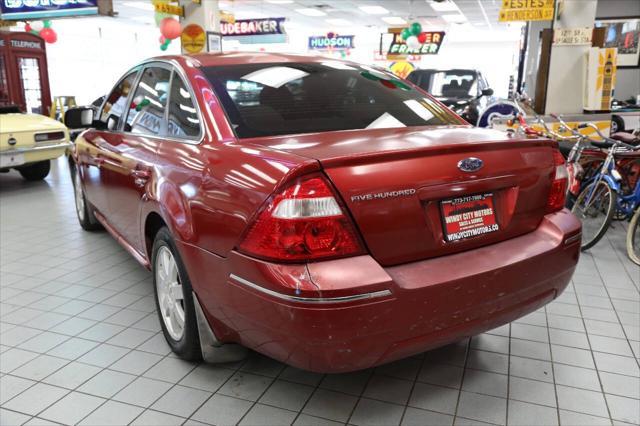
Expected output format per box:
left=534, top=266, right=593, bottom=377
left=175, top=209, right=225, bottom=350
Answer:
left=0, top=153, right=25, bottom=169
left=441, top=193, right=499, bottom=242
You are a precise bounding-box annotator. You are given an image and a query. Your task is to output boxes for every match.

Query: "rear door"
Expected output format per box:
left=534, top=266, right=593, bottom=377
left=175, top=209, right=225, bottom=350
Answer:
left=100, top=63, right=172, bottom=253
left=78, top=67, right=140, bottom=216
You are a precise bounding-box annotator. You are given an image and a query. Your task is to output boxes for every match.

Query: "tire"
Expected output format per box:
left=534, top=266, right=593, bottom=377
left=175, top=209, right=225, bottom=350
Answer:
left=611, top=115, right=624, bottom=134
left=72, top=166, right=102, bottom=231
left=152, top=227, right=202, bottom=361
left=627, top=208, right=640, bottom=266
left=18, top=160, right=50, bottom=181
left=572, top=180, right=617, bottom=251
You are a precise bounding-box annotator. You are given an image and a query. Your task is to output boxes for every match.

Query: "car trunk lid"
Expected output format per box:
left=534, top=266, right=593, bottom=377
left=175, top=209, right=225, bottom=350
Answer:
left=247, top=126, right=557, bottom=266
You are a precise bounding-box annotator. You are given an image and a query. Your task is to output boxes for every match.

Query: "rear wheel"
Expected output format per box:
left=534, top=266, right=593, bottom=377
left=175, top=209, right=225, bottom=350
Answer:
left=18, top=160, right=50, bottom=181
left=627, top=208, right=640, bottom=265
left=152, top=227, right=202, bottom=361
left=572, top=180, right=617, bottom=250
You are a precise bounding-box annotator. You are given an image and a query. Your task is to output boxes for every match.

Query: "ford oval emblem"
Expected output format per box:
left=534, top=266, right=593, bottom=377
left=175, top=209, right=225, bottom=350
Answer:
left=458, top=157, right=483, bottom=173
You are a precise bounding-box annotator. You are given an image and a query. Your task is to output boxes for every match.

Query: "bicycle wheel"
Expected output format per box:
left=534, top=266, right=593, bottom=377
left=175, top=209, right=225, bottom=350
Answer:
left=572, top=180, right=617, bottom=251
left=627, top=207, right=640, bottom=265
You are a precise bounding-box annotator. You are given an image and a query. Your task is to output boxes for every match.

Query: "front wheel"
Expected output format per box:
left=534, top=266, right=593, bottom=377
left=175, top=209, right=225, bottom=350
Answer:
left=627, top=208, right=640, bottom=265
left=18, top=160, right=50, bottom=181
left=152, top=227, right=202, bottom=361
left=572, top=180, right=617, bottom=251
left=72, top=166, right=102, bottom=231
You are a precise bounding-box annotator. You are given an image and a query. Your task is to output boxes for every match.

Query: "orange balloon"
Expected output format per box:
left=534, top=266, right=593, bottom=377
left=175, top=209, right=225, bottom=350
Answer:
left=159, top=18, right=182, bottom=40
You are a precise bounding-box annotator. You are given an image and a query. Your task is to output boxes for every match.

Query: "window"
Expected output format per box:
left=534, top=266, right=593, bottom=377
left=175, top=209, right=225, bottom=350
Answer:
left=18, top=57, right=42, bottom=114
left=167, top=75, right=201, bottom=139
left=123, top=66, right=171, bottom=136
left=99, top=68, right=140, bottom=130
left=203, top=62, right=459, bottom=139
left=0, top=55, right=9, bottom=105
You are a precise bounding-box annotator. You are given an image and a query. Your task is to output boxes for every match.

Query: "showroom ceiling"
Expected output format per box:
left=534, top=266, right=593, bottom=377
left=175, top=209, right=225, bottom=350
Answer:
left=116, top=0, right=510, bottom=31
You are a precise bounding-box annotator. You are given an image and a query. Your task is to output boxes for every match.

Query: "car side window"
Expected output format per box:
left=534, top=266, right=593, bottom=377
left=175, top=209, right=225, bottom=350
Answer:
left=123, top=66, right=171, bottom=136
left=99, top=68, right=139, bottom=130
left=167, top=74, right=201, bottom=139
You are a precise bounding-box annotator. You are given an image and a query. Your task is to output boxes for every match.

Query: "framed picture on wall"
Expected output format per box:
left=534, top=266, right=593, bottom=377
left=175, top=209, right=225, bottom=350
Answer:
left=595, top=16, right=640, bottom=68
left=207, top=31, right=222, bottom=53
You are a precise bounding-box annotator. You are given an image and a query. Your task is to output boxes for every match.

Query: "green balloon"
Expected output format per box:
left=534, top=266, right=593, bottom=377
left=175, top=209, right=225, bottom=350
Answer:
left=43, top=20, right=51, bottom=28
left=401, top=28, right=412, bottom=41
left=410, top=22, right=422, bottom=36
left=160, top=43, right=168, bottom=51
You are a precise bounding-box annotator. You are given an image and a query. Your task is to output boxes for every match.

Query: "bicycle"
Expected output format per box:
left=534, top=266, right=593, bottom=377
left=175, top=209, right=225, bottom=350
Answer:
left=628, top=207, right=640, bottom=265
left=570, top=123, right=640, bottom=251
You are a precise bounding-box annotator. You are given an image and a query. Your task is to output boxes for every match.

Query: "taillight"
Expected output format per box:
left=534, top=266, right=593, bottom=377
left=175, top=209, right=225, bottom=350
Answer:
left=239, top=174, right=365, bottom=262
left=546, top=149, right=568, bottom=213
left=34, top=131, right=65, bottom=142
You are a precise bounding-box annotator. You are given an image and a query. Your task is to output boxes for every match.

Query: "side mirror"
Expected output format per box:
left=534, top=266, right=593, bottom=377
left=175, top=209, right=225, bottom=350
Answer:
left=481, top=88, right=494, bottom=97
left=65, top=107, right=94, bottom=129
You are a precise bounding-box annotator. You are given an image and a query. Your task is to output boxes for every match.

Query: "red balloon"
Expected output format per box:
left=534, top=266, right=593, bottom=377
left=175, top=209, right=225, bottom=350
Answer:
left=417, top=32, right=427, bottom=44
left=40, top=28, right=57, bottom=43
left=159, top=18, right=182, bottom=40
left=24, top=23, right=32, bottom=32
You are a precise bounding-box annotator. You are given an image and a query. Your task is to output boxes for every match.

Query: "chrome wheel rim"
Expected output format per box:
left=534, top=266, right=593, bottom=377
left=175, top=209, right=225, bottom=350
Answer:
left=155, top=246, right=185, bottom=340
left=74, top=171, right=85, bottom=221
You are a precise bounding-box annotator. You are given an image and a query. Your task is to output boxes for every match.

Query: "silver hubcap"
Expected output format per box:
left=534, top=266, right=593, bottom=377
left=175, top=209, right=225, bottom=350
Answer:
left=74, top=171, right=85, bottom=221
left=155, top=246, right=185, bottom=340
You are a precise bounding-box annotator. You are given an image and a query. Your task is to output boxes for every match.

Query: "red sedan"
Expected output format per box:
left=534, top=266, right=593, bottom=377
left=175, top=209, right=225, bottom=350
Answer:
left=65, top=53, right=581, bottom=373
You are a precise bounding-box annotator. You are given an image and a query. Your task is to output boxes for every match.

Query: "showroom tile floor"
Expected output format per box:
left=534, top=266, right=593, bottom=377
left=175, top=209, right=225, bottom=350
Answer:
left=0, top=158, right=638, bottom=426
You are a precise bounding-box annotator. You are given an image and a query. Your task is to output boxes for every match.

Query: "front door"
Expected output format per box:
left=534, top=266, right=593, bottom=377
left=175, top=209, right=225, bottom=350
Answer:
left=99, top=64, right=172, bottom=253
left=79, top=68, right=140, bottom=217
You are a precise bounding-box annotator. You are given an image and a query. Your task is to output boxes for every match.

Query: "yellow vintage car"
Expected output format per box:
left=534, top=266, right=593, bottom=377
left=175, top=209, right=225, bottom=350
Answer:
left=0, top=106, right=70, bottom=180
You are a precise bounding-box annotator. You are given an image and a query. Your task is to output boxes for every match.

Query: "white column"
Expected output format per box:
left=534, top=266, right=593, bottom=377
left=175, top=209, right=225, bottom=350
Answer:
left=544, top=0, right=598, bottom=114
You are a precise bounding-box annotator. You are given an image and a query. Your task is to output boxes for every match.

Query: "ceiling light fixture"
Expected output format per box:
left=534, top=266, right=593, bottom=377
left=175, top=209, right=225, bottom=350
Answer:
left=427, top=0, right=460, bottom=12
left=266, top=0, right=294, bottom=3
left=359, top=5, right=389, bottom=15
left=326, top=18, right=353, bottom=26
left=296, top=8, right=327, bottom=16
left=382, top=16, right=407, bottom=25
left=121, top=1, right=155, bottom=11
left=441, top=13, right=466, bottom=23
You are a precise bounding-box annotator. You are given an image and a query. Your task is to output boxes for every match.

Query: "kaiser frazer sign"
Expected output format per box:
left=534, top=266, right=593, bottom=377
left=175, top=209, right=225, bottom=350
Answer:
left=308, top=34, right=355, bottom=51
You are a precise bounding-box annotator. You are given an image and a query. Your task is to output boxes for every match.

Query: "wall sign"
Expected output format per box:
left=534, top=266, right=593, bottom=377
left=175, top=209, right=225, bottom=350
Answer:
left=0, top=0, right=98, bottom=20
left=220, top=17, right=286, bottom=37
left=553, top=27, right=592, bottom=45
left=181, top=24, right=205, bottom=54
left=153, top=2, right=183, bottom=17
left=498, top=0, right=554, bottom=22
left=308, top=34, right=354, bottom=50
left=207, top=31, right=222, bottom=53
left=387, top=31, right=444, bottom=55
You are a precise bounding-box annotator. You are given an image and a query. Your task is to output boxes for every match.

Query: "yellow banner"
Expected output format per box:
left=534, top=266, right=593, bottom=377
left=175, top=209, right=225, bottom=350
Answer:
left=502, top=0, right=554, bottom=8
left=499, top=7, right=554, bottom=21
left=154, top=3, right=184, bottom=16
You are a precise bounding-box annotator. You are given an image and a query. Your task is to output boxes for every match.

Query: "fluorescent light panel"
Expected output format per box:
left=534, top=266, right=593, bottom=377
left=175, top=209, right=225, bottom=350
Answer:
left=359, top=5, right=389, bottom=15
left=382, top=16, right=407, bottom=25
left=326, top=18, right=353, bottom=26
left=296, top=8, right=326, bottom=16
left=428, top=0, right=460, bottom=12
left=266, top=0, right=294, bottom=3
left=441, top=13, right=466, bottom=23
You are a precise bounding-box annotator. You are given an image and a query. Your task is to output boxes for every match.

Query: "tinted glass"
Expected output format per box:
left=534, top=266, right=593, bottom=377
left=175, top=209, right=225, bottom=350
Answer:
left=203, top=62, right=459, bottom=139
left=124, top=66, right=171, bottom=136
left=100, top=68, right=139, bottom=129
left=167, top=75, right=201, bottom=139
left=429, top=71, right=477, bottom=98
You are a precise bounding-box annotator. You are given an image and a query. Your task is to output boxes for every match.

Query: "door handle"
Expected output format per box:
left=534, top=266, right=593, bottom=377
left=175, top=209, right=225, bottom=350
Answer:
left=132, top=168, right=151, bottom=187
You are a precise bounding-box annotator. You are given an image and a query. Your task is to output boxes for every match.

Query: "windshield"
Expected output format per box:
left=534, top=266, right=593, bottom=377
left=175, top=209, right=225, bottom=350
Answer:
left=202, top=62, right=460, bottom=139
left=409, top=70, right=477, bottom=99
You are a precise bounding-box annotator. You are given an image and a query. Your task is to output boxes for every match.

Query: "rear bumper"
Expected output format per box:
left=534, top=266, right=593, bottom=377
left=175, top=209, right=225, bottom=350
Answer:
left=185, top=209, right=581, bottom=373
left=0, top=142, right=70, bottom=169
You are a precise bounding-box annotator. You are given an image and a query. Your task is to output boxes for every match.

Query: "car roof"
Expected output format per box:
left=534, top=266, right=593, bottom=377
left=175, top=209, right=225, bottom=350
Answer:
left=411, top=68, right=478, bottom=74
left=153, top=52, right=340, bottom=68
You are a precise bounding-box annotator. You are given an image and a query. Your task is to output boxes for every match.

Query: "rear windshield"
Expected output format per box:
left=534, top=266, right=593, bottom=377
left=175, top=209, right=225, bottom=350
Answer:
left=408, top=70, right=477, bottom=99
left=202, top=62, right=460, bottom=139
